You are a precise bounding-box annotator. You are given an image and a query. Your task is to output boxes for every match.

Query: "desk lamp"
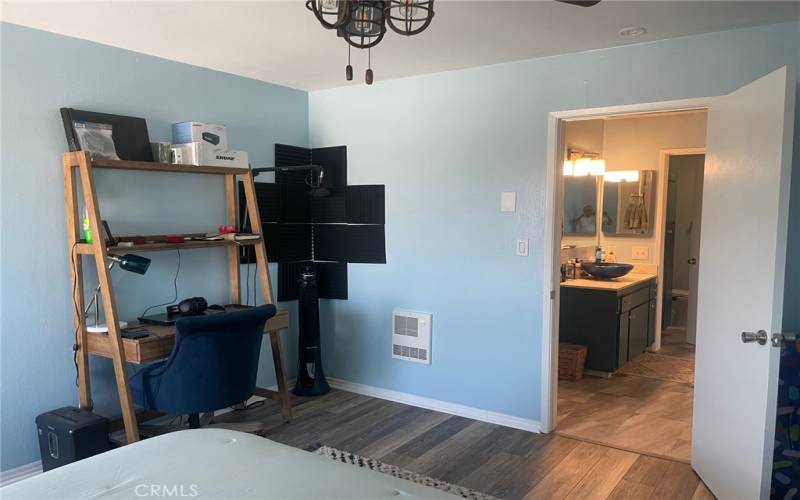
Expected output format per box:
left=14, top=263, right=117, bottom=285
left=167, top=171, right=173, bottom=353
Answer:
left=85, top=253, right=151, bottom=333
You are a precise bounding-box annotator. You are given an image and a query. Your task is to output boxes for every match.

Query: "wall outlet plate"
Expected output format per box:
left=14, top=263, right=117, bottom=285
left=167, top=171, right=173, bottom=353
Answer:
left=632, top=246, right=649, bottom=260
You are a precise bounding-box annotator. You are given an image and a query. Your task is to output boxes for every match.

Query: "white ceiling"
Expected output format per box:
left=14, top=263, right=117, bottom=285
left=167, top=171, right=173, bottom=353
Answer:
left=2, top=1, right=798, bottom=90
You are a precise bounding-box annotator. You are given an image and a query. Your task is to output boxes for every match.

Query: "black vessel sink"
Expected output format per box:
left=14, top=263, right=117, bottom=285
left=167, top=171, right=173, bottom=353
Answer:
left=581, top=262, right=634, bottom=279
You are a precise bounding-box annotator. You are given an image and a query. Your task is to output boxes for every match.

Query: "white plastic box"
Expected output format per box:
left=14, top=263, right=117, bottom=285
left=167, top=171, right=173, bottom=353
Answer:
left=171, top=142, right=249, bottom=169
left=172, top=122, right=228, bottom=150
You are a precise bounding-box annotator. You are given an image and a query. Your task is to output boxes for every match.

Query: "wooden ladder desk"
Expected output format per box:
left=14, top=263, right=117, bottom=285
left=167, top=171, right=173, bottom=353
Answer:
left=63, top=151, right=293, bottom=445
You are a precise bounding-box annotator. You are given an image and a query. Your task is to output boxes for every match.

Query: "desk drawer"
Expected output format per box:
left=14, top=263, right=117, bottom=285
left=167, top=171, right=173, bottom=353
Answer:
left=86, top=309, right=290, bottom=364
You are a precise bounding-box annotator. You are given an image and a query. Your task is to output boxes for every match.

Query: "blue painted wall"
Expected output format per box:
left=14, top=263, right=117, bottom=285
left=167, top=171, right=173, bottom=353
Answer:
left=309, top=21, right=800, bottom=423
left=0, top=22, right=308, bottom=469
left=2, top=19, right=799, bottom=472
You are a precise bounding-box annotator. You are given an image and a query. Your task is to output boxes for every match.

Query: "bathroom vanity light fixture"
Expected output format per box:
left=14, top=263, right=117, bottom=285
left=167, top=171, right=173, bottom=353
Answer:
left=563, top=149, right=606, bottom=177
left=603, top=170, right=640, bottom=182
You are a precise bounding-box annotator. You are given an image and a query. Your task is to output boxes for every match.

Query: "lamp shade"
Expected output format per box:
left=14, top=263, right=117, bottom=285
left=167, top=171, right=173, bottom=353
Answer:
left=385, top=0, right=434, bottom=36
left=341, top=0, right=387, bottom=49
left=109, top=254, right=151, bottom=275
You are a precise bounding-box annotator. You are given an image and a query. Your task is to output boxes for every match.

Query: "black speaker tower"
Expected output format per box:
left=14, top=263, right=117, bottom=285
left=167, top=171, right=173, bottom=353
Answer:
left=293, top=268, right=330, bottom=396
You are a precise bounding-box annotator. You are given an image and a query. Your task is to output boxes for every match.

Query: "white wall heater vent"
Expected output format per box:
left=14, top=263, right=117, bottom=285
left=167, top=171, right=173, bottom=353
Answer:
left=392, top=310, right=432, bottom=364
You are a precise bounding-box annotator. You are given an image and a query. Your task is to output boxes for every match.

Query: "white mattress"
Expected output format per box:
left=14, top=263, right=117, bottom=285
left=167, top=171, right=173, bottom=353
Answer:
left=1, top=429, right=455, bottom=499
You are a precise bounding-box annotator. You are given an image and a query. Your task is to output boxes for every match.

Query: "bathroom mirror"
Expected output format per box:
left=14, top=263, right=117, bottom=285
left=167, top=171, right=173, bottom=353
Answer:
left=563, top=175, right=599, bottom=235
left=602, top=170, right=657, bottom=237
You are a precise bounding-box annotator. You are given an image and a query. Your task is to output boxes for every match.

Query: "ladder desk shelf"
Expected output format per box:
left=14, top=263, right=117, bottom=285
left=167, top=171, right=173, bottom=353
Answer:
left=63, top=151, right=292, bottom=445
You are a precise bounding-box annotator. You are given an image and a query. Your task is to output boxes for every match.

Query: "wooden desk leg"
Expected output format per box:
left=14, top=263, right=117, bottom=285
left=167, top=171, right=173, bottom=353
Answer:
left=64, top=160, right=92, bottom=410
left=77, top=153, right=139, bottom=444
left=270, top=331, right=293, bottom=422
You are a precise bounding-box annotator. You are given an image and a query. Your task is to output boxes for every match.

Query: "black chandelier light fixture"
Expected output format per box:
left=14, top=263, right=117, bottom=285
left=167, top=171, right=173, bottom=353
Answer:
left=306, top=0, right=435, bottom=85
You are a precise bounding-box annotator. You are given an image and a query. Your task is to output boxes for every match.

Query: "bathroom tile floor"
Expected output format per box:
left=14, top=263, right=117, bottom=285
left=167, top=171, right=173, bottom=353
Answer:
left=556, top=328, right=695, bottom=462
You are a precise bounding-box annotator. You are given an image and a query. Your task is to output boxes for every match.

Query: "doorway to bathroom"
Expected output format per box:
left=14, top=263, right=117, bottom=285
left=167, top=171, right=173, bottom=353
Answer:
left=540, top=67, right=794, bottom=499
left=550, top=111, right=707, bottom=463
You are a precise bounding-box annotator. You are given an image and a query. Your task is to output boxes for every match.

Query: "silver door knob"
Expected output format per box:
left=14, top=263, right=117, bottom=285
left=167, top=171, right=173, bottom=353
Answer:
left=741, top=330, right=768, bottom=345
left=688, top=258, right=697, bottom=265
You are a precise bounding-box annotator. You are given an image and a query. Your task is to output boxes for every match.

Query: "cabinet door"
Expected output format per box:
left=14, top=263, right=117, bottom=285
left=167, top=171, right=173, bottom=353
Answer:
left=617, top=313, right=629, bottom=368
left=628, top=302, right=649, bottom=359
left=647, top=298, right=656, bottom=348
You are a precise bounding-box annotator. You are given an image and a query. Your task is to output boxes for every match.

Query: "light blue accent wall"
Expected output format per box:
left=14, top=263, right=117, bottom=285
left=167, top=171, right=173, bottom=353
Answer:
left=309, top=22, right=800, bottom=422
left=0, top=23, right=308, bottom=469
left=2, top=18, right=799, bottom=473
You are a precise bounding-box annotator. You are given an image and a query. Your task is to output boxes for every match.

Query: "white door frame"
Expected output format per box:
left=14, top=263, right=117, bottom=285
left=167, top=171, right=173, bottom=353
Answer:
left=654, top=148, right=706, bottom=351
left=540, top=97, right=712, bottom=434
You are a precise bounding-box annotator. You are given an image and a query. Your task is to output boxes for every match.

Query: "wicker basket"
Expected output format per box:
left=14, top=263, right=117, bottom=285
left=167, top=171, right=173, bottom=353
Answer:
left=558, top=343, right=588, bottom=382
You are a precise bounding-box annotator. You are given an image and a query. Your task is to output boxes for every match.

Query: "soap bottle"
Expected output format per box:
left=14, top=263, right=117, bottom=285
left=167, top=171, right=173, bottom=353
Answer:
left=595, top=246, right=602, bottom=263
left=606, top=250, right=617, bottom=263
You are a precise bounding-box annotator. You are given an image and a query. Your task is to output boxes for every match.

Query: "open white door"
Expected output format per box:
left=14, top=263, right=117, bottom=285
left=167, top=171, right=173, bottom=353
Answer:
left=693, top=66, right=795, bottom=499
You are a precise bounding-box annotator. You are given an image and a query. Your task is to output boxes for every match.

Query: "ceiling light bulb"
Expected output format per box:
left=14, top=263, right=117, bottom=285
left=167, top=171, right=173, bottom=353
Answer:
left=398, top=0, right=418, bottom=17
left=320, top=0, right=338, bottom=10
left=355, top=6, right=374, bottom=33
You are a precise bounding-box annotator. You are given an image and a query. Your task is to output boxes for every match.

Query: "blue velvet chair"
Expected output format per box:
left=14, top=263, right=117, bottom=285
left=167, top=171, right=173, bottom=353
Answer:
left=130, top=305, right=277, bottom=428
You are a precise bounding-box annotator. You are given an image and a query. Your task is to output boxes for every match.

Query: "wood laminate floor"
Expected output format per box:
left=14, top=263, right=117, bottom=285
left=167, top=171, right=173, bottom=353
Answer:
left=557, top=328, right=696, bottom=463
left=215, top=386, right=711, bottom=499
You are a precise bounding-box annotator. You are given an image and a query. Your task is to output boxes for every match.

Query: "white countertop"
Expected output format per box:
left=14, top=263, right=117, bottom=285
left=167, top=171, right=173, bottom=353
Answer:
left=560, top=272, right=657, bottom=292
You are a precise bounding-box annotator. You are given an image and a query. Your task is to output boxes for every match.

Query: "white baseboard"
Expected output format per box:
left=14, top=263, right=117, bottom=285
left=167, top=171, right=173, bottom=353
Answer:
left=327, top=377, right=541, bottom=433
left=0, top=460, right=42, bottom=487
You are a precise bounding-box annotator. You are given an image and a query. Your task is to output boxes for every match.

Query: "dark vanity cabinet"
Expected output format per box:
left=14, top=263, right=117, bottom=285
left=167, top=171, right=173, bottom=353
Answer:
left=560, top=279, right=657, bottom=373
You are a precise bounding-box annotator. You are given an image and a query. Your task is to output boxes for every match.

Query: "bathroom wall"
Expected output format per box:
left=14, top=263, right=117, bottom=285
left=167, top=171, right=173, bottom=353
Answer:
left=561, top=113, right=707, bottom=265
left=601, top=112, right=708, bottom=264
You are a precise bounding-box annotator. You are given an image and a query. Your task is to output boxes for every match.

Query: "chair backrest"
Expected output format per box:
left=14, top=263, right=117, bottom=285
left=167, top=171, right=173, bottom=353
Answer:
left=149, top=305, right=277, bottom=414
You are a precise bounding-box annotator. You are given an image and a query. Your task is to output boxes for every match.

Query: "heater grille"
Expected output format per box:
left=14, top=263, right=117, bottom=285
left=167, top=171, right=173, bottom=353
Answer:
left=392, top=310, right=431, bottom=364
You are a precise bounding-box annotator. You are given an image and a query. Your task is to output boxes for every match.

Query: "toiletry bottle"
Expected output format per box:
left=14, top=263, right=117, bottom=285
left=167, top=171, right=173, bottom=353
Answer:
left=595, top=246, right=602, bottom=263
left=82, top=207, right=93, bottom=244
left=606, top=250, right=617, bottom=263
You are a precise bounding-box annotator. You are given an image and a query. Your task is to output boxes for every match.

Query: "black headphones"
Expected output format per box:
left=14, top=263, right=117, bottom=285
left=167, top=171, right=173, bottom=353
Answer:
left=167, top=297, right=208, bottom=316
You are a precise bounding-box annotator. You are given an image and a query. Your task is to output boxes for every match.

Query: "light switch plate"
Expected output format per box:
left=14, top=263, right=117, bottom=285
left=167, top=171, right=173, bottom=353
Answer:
left=501, top=192, right=516, bottom=212
left=517, top=239, right=529, bottom=256
left=632, top=246, right=649, bottom=260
